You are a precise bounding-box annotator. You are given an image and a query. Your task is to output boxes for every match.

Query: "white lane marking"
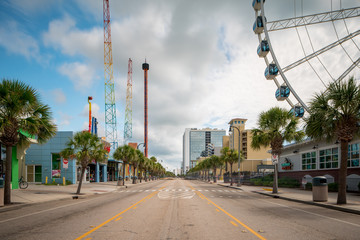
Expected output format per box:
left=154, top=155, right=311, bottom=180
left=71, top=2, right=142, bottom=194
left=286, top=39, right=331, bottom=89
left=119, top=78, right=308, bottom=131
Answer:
left=145, top=190, right=149, bottom=192
left=0, top=198, right=95, bottom=224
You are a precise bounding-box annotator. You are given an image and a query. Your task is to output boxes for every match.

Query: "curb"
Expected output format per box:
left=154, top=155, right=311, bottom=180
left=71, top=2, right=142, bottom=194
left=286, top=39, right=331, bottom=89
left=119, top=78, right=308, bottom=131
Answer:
left=253, top=191, right=360, bottom=216
left=0, top=179, right=160, bottom=213
left=216, top=183, right=360, bottom=215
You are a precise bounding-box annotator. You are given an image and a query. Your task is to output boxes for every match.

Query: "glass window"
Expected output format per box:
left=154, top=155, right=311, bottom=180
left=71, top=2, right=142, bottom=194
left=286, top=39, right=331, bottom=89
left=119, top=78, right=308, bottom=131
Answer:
left=319, top=147, right=338, bottom=169
left=302, top=151, right=316, bottom=170
left=52, top=153, right=61, bottom=178
left=348, top=143, right=360, bottom=168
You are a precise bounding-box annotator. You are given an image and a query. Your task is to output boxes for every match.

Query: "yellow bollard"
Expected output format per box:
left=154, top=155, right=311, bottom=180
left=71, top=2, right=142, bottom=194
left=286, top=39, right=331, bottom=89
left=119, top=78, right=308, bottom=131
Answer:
left=63, top=177, right=66, bottom=186
left=45, top=176, right=48, bottom=184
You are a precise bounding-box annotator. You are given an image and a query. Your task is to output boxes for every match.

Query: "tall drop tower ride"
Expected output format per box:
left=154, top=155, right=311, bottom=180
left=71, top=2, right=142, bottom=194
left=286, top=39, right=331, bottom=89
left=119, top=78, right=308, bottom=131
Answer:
left=142, top=60, right=149, bottom=157
left=124, top=58, right=133, bottom=143
left=103, top=0, right=118, bottom=151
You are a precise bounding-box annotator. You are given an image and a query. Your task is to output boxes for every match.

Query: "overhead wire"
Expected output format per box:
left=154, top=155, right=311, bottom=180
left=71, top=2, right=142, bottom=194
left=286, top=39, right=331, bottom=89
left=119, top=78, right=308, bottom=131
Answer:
left=302, top=0, right=334, bottom=81
left=293, top=0, right=327, bottom=87
left=331, top=0, right=360, bottom=70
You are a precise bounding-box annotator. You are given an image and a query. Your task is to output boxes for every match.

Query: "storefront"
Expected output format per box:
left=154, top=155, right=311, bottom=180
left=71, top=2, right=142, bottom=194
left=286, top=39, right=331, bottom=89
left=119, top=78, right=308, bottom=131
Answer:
left=279, top=139, right=360, bottom=191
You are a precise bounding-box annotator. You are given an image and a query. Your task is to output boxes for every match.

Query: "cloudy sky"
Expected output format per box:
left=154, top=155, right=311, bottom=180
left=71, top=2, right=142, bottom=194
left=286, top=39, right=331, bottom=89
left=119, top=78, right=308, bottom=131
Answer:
left=1, top=0, right=360, bottom=171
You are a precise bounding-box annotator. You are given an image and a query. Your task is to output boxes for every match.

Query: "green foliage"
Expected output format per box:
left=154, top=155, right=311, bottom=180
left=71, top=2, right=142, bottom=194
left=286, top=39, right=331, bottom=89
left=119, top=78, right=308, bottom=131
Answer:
left=278, top=177, right=300, bottom=188
left=328, top=183, right=338, bottom=192
left=250, top=176, right=299, bottom=188
left=305, top=183, right=312, bottom=190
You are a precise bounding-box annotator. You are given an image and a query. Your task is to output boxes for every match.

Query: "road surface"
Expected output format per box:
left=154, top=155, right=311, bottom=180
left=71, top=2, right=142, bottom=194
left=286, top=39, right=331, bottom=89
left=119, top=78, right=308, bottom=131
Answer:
left=0, top=179, right=359, bottom=239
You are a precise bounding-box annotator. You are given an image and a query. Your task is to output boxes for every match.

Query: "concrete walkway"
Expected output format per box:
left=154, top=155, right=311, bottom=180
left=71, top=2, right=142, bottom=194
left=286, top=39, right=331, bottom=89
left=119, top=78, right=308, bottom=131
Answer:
left=0, top=180, right=148, bottom=212
left=217, top=181, right=360, bottom=215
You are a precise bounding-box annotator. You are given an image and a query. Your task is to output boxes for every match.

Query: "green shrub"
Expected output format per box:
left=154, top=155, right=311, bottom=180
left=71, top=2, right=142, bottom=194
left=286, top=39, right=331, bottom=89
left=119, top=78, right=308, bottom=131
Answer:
left=328, top=182, right=338, bottom=192
left=278, top=177, right=300, bottom=188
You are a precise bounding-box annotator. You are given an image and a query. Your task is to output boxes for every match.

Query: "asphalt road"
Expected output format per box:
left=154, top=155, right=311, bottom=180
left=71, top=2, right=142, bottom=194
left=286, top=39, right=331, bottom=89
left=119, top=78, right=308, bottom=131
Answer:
left=0, top=179, right=360, bottom=240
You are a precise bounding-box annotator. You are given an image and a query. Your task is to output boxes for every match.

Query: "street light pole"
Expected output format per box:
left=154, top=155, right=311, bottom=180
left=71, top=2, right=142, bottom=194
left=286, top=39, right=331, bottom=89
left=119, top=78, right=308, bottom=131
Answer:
left=229, top=125, right=241, bottom=187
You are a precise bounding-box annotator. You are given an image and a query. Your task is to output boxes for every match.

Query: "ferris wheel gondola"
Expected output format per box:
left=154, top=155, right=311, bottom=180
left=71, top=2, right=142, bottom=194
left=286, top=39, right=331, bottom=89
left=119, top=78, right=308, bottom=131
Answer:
left=252, top=0, right=360, bottom=117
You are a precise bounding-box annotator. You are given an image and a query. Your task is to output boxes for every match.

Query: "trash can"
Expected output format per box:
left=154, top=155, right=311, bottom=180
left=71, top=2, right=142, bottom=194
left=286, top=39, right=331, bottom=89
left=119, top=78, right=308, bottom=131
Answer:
left=312, top=176, right=328, bottom=202
left=0, top=178, right=4, bottom=207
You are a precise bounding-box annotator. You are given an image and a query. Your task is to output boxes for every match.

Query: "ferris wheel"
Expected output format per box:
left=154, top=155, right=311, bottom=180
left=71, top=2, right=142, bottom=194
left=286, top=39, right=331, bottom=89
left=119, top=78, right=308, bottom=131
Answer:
left=253, top=0, right=360, bottom=117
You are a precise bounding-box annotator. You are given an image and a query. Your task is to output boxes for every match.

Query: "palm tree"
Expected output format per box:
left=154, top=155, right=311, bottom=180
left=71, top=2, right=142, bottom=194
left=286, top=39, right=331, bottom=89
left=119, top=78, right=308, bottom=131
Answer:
left=60, top=131, right=108, bottom=194
left=221, top=147, right=239, bottom=186
left=131, top=149, right=142, bottom=184
left=0, top=79, right=57, bottom=204
left=305, top=77, right=360, bottom=204
left=251, top=107, right=304, bottom=193
left=113, top=145, right=135, bottom=186
left=137, top=151, right=146, bottom=183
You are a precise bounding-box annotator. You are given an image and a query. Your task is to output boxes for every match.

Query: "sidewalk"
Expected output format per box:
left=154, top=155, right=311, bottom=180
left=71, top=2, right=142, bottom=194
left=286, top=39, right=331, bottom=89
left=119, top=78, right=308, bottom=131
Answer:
left=217, top=181, right=360, bottom=215
left=0, top=180, right=141, bottom=212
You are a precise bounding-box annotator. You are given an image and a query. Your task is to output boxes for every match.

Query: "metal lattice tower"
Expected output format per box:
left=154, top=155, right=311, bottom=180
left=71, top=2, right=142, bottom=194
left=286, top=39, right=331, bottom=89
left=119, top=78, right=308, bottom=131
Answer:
left=124, top=58, right=133, bottom=143
left=103, top=0, right=118, bottom=151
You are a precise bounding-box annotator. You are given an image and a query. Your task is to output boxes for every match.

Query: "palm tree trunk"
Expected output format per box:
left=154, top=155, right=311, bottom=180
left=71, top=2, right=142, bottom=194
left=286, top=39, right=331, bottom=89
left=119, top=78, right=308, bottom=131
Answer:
left=213, top=167, right=217, bottom=183
left=132, top=166, right=137, bottom=184
left=273, top=163, right=278, bottom=194
left=122, top=163, right=126, bottom=186
left=4, top=145, right=12, bottom=204
left=337, top=141, right=348, bottom=204
left=219, top=166, right=223, bottom=182
left=230, top=164, right=233, bottom=186
left=76, top=167, right=86, bottom=194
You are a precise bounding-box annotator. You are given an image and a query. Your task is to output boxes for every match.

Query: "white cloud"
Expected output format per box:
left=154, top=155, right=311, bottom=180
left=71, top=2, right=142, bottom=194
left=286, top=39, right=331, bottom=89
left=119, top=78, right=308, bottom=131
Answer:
left=43, top=15, right=103, bottom=64
left=0, top=21, right=39, bottom=60
left=58, top=62, right=98, bottom=91
left=30, top=0, right=360, bottom=170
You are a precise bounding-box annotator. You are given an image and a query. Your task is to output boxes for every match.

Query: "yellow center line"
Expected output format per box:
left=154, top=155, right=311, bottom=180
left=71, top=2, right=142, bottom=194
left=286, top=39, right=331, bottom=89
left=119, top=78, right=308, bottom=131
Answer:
left=188, top=183, right=266, bottom=240
left=216, top=209, right=220, bottom=212
left=75, top=187, right=160, bottom=240
left=230, top=221, right=238, bottom=227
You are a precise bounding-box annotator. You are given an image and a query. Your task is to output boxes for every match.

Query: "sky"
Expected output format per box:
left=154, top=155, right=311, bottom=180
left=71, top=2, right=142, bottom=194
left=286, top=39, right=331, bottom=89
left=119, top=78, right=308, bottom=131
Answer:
left=1, top=0, right=360, bottom=172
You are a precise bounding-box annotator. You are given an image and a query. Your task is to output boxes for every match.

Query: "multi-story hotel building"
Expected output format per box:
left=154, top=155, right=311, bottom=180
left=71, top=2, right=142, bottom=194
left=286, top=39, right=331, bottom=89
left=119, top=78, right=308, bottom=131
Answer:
left=226, top=118, right=272, bottom=173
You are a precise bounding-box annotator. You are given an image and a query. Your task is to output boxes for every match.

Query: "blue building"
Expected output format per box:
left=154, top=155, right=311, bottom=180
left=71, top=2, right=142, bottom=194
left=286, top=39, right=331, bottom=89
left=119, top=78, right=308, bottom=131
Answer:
left=25, top=131, right=109, bottom=184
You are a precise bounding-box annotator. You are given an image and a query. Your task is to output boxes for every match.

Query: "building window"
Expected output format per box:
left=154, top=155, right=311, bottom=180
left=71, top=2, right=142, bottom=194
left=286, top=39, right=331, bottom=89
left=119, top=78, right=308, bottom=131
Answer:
left=52, top=153, right=61, bottom=178
left=319, top=147, right=338, bottom=169
left=27, top=165, right=42, bottom=182
left=348, top=143, right=360, bottom=167
left=302, top=152, right=316, bottom=170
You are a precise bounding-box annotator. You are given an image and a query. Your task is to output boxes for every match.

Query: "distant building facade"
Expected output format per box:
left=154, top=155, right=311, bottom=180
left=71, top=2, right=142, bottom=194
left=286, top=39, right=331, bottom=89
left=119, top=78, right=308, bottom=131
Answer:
left=183, top=128, right=226, bottom=172
left=25, top=131, right=114, bottom=184
left=227, top=118, right=272, bottom=173
left=279, top=138, right=360, bottom=191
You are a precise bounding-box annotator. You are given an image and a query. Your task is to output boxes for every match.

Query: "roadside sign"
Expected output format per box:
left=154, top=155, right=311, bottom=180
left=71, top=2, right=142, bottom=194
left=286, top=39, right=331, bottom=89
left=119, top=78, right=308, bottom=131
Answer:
left=63, top=158, right=69, bottom=169
left=271, top=154, right=278, bottom=164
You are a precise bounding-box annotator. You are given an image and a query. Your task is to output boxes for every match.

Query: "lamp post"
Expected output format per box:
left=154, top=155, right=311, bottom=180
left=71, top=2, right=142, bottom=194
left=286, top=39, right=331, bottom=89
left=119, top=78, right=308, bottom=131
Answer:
left=229, top=125, right=241, bottom=187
